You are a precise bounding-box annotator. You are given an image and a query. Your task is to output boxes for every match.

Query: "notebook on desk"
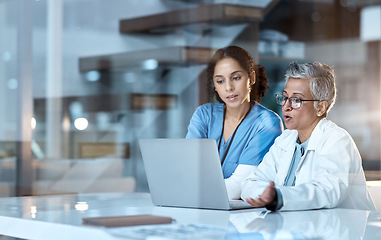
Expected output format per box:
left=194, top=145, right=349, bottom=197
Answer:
left=139, top=138, right=253, bottom=210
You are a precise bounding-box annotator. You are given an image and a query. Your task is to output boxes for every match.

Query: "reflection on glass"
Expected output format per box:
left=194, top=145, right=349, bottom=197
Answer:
left=85, top=70, right=101, bottom=82
left=75, top=202, right=88, bottom=211
left=62, top=115, right=71, bottom=131
left=367, top=181, right=381, bottom=187
left=31, top=117, right=36, bottom=130
left=141, top=59, right=158, bottom=70
left=228, top=208, right=370, bottom=240
left=30, top=206, right=37, bottom=219
left=69, top=101, right=84, bottom=120
left=74, top=118, right=88, bottom=131
left=2, top=51, right=11, bottom=62
left=360, top=6, right=381, bottom=41
left=7, top=78, right=18, bottom=90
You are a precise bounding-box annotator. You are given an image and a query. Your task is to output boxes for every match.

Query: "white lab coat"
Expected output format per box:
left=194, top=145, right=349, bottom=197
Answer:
left=241, top=119, right=376, bottom=211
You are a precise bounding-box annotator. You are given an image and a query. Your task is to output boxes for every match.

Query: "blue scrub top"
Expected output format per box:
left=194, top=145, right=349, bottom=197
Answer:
left=186, top=102, right=283, bottom=178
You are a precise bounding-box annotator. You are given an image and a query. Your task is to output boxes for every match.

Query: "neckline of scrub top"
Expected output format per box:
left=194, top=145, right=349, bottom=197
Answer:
left=218, top=102, right=254, bottom=166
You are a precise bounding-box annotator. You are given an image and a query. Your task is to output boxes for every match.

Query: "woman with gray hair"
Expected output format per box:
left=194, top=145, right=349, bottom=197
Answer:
left=241, top=62, right=375, bottom=211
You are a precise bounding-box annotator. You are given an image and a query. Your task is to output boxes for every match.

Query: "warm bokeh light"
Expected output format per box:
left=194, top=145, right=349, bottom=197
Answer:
left=62, top=116, right=71, bottom=131
left=31, top=206, right=37, bottom=219
left=74, top=117, right=88, bottom=130
left=31, top=117, right=36, bottom=130
left=366, top=181, right=381, bottom=187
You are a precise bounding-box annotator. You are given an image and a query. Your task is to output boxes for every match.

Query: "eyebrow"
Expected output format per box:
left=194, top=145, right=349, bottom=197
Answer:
left=231, top=70, right=243, bottom=75
left=214, top=70, right=243, bottom=79
left=282, top=90, right=306, bottom=97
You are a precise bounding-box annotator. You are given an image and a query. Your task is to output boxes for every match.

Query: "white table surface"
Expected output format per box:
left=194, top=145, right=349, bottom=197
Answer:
left=0, top=192, right=380, bottom=240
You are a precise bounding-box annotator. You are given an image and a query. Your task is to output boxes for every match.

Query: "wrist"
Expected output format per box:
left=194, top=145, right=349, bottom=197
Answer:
left=265, top=188, right=282, bottom=211
left=265, top=198, right=278, bottom=211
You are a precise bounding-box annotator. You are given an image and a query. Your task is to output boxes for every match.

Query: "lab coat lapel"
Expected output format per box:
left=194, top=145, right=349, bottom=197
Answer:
left=276, top=130, right=298, bottom=185
left=295, top=119, right=325, bottom=174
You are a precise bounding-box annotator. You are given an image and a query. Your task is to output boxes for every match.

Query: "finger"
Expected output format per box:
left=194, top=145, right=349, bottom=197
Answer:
left=245, top=197, right=259, bottom=207
left=260, top=183, right=276, bottom=202
left=254, top=197, right=270, bottom=206
left=245, top=197, right=268, bottom=207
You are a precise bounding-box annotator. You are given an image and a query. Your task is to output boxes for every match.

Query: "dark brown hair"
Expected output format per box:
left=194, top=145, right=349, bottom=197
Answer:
left=206, top=45, right=269, bottom=103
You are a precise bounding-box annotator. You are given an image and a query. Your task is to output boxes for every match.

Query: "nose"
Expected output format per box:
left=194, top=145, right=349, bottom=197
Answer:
left=283, top=98, right=292, bottom=111
left=225, top=80, right=234, bottom=91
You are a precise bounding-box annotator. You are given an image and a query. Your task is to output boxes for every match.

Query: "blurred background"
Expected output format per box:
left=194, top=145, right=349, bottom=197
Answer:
left=0, top=0, right=380, bottom=196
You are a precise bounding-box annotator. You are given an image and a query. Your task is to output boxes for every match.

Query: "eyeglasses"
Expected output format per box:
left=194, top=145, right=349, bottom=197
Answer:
left=275, top=94, right=321, bottom=109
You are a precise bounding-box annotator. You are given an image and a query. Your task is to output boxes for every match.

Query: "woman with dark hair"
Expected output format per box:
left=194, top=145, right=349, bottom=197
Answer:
left=186, top=46, right=283, bottom=199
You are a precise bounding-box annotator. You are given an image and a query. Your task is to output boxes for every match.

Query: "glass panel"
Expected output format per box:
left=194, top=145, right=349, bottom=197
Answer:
left=0, top=0, right=379, bottom=197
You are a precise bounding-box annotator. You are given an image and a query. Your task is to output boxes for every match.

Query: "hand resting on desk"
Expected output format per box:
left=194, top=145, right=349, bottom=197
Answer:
left=245, top=181, right=277, bottom=209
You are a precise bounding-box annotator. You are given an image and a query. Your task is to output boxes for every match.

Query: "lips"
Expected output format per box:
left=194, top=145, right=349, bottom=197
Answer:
left=284, top=115, right=292, bottom=121
left=226, top=94, right=238, bottom=101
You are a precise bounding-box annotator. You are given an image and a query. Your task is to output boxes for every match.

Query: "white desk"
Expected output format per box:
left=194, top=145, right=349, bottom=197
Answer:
left=0, top=192, right=380, bottom=240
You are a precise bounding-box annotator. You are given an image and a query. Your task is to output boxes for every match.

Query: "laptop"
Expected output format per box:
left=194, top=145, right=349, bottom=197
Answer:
left=139, top=138, right=253, bottom=210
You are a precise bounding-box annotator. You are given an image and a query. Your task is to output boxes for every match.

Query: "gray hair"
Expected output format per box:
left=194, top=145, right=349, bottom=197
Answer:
left=284, top=62, right=336, bottom=117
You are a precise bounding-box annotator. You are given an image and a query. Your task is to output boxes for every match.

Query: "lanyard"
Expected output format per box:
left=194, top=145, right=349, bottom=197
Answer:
left=218, top=103, right=253, bottom=166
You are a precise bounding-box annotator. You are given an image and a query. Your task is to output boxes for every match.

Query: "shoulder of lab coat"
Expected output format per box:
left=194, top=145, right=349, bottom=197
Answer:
left=241, top=119, right=375, bottom=211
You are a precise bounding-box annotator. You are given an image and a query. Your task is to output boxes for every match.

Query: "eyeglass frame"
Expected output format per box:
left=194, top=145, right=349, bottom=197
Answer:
left=275, top=94, right=321, bottom=109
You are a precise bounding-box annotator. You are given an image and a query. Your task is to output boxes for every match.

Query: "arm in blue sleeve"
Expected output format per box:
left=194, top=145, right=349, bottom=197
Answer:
left=239, top=115, right=283, bottom=166
left=186, top=105, right=210, bottom=139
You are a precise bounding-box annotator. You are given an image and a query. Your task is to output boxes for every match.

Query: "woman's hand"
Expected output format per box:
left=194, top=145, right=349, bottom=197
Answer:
left=245, top=181, right=277, bottom=208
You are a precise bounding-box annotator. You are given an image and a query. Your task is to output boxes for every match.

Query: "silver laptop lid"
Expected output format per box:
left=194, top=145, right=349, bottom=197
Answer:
left=139, top=138, right=231, bottom=210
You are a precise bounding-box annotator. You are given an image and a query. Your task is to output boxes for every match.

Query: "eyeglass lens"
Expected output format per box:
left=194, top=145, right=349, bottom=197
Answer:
left=276, top=95, right=301, bottom=109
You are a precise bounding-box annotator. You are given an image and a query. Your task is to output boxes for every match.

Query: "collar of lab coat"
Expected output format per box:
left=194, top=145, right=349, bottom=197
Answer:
left=277, top=118, right=327, bottom=153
